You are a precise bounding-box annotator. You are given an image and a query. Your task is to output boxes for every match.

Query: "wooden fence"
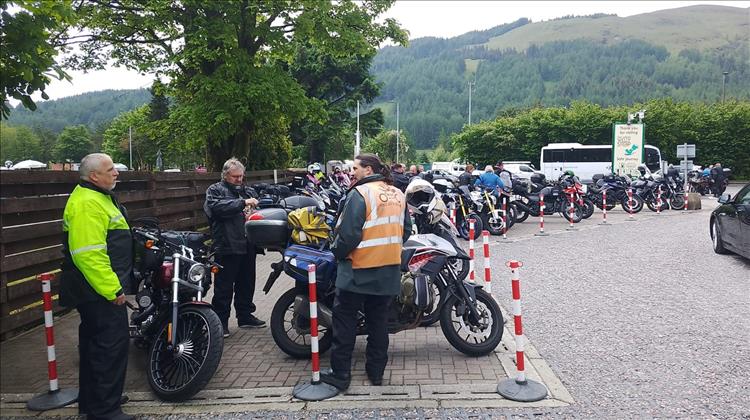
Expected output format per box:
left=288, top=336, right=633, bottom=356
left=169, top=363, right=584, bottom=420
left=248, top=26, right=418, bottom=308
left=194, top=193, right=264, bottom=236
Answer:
left=0, top=169, right=296, bottom=340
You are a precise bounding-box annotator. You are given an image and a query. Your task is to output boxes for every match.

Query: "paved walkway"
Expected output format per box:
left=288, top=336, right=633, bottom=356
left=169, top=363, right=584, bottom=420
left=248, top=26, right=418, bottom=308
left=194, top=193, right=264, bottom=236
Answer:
left=1, top=249, right=572, bottom=417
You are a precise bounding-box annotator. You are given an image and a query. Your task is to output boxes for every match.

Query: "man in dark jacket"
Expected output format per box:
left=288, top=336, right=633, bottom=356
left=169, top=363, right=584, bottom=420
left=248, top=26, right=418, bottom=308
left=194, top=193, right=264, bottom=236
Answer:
left=391, top=163, right=410, bottom=192
left=710, top=162, right=725, bottom=197
left=204, top=157, right=265, bottom=337
left=459, top=163, right=475, bottom=186
left=321, top=154, right=412, bottom=391
left=60, top=153, right=133, bottom=420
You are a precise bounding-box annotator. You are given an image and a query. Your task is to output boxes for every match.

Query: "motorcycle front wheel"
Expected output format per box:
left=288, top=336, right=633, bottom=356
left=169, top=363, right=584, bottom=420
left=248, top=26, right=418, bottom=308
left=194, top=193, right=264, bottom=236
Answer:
left=620, top=194, right=644, bottom=213
left=458, top=213, right=483, bottom=240
left=270, top=288, right=332, bottom=359
left=560, top=202, right=583, bottom=223
left=147, top=305, right=224, bottom=401
left=439, top=288, right=503, bottom=357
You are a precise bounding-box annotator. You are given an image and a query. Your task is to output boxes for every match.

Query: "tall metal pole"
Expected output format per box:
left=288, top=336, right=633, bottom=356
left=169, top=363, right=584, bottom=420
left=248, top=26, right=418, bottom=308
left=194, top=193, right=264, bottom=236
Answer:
left=396, top=102, right=400, bottom=164
left=722, top=71, right=729, bottom=103
left=355, top=101, right=360, bottom=158
left=128, top=126, right=133, bottom=170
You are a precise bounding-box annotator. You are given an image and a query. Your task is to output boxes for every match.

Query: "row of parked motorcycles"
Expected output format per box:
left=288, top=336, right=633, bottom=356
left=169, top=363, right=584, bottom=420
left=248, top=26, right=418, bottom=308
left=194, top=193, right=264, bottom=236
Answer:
left=440, top=166, right=690, bottom=241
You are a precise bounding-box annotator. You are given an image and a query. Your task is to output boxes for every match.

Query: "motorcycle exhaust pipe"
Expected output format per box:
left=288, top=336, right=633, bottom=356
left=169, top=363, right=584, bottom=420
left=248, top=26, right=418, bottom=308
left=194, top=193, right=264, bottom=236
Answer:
left=293, top=294, right=333, bottom=329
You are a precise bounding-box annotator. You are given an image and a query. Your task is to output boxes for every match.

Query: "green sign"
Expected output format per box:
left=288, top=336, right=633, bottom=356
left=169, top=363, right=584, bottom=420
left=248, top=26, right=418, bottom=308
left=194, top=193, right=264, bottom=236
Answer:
left=612, top=123, right=645, bottom=177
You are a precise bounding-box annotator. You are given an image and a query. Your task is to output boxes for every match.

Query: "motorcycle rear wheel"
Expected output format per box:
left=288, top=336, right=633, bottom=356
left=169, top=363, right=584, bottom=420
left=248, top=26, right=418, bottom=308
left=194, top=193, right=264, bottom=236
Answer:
left=147, top=305, right=224, bottom=401
left=670, top=194, right=686, bottom=210
left=439, top=288, right=503, bottom=357
left=511, top=201, right=529, bottom=223
left=270, top=288, right=332, bottom=359
left=458, top=213, right=483, bottom=240
left=581, top=198, right=595, bottom=219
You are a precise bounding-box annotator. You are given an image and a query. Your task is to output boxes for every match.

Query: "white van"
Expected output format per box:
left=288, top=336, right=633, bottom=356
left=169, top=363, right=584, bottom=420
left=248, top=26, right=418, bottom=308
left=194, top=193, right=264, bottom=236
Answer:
left=431, top=161, right=465, bottom=177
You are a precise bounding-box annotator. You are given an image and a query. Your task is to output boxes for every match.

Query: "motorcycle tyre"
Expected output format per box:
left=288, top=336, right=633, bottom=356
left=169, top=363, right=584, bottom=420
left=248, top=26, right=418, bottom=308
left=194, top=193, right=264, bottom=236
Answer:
left=594, top=193, right=617, bottom=211
left=458, top=213, right=483, bottom=240
left=439, top=289, right=503, bottom=357
left=561, top=203, right=583, bottom=223
left=581, top=198, right=595, bottom=219
left=480, top=213, right=503, bottom=235
left=147, top=305, right=224, bottom=402
left=670, top=194, right=686, bottom=210
left=419, top=277, right=445, bottom=327
left=620, top=194, right=644, bottom=213
left=270, top=288, right=332, bottom=359
left=646, top=198, right=670, bottom=212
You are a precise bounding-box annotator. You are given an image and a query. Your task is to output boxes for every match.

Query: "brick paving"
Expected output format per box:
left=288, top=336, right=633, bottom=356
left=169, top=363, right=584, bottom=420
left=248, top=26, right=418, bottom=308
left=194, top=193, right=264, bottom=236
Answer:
left=0, top=252, right=511, bottom=396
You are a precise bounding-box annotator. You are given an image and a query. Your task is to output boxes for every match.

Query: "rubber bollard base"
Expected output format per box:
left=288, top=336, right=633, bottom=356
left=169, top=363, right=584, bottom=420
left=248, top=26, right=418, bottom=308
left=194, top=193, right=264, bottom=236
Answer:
left=626, top=218, right=636, bottom=221
left=497, top=378, right=547, bottom=402
left=565, top=226, right=578, bottom=231
left=534, top=232, right=549, bottom=236
left=27, top=388, right=78, bottom=411
left=293, top=381, right=339, bottom=401
left=598, top=222, right=611, bottom=226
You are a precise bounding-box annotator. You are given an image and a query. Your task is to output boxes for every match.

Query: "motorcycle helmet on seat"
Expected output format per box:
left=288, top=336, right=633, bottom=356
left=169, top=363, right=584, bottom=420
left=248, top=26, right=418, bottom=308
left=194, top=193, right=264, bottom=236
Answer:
left=307, top=163, right=322, bottom=174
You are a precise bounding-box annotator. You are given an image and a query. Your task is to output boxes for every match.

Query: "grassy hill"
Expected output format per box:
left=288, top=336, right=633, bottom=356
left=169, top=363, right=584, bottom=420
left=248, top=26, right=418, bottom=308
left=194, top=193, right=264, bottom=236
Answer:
left=485, top=5, right=749, bottom=54
left=371, top=5, right=750, bottom=148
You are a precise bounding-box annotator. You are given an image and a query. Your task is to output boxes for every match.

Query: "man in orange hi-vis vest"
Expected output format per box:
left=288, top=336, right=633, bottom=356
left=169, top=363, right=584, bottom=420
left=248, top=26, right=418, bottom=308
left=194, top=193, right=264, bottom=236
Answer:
left=321, top=154, right=412, bottom=391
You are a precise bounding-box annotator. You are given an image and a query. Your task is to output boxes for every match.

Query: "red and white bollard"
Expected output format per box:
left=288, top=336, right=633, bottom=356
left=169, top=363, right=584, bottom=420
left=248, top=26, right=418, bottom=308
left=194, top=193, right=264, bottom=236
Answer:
left=496, top=261, right=547, bottom=401
left=534, top=194, right=548, bottom=236
left=292, top=264, right=339, bottom=400
left=683, top=189, right=688, bottom=211
left=501, top=198, right=508, bottom=240
left=468, top=219, right=475, bottom=283
left=450, top=202, right=457, bottom=226
left=566, top=193, right=577, bottom=230
left=482, top=231, right=492, bottom=295
left=599, top=189, right=609, bottom=225
left=627, top=188, right=635, bottom=221
left=26, top=273, right=78, bottom=411
left=656, top=186, right=663, bottom=215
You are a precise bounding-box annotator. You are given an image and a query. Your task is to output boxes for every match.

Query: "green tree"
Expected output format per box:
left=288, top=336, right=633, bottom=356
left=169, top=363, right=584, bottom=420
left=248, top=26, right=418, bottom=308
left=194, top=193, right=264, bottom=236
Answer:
left=53, top=125, right=92, bottom=162
left=0, top=0, right=75, bottom=118
left=0, top=123, right=42, bottom=162
left=363, top=129, right=415, bottom=165
left=70, top=0, right=407, bottom=170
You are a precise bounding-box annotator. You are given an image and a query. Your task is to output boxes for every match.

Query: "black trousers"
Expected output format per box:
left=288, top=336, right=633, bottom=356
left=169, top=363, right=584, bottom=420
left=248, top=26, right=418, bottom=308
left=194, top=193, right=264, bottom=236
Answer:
left=212, top=252, right=256, bottom=326
left=77, top=301, right=129, bottom=419
left=330, top=289, right=392, bottom=378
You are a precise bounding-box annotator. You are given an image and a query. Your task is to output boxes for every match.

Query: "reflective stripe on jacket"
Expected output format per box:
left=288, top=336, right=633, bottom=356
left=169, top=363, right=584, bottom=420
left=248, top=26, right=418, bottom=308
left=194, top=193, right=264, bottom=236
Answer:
left=60, top=183, right=133, bottom=305
left=348, top=181, right=405, bottom=269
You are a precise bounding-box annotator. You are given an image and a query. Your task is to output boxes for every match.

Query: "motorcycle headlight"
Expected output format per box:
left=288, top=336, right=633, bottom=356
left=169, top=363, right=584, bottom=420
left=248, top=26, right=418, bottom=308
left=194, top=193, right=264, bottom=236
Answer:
left=187, top=264, right=207, bottom=284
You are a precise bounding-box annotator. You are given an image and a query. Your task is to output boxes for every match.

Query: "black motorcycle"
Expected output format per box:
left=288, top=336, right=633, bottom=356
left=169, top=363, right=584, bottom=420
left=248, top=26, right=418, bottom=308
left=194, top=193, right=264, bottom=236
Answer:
left=130, top=222, right=224, bottom=401
left=512, top=174, right=583, bottom=223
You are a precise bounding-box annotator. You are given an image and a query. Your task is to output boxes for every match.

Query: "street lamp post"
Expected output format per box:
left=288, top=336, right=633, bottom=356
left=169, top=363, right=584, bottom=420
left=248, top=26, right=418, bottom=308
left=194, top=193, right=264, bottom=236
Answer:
left=722, top=71, right=729, bottom=103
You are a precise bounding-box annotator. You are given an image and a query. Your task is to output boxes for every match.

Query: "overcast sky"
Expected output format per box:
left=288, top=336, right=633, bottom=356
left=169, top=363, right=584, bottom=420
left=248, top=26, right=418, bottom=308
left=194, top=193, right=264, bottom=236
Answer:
left=28, top=1, right=750, bottom=102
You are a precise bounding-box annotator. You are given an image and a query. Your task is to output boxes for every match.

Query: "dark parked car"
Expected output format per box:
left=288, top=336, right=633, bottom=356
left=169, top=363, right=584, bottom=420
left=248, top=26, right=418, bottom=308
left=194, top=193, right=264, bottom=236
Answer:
left=710, top=182, right=750, bottom=259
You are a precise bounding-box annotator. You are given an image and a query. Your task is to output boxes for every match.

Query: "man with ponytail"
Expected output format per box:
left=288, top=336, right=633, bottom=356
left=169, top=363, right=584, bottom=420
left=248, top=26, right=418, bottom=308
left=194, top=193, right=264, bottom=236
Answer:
left=321, top=154, right=412, bottom=390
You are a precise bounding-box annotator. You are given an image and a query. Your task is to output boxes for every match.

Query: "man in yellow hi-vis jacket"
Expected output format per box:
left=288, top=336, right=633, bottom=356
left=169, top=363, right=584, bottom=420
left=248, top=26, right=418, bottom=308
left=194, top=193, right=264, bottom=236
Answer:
left=321, top=154, right=411, bottom=391
left=60, top=153, right=134, bottom=420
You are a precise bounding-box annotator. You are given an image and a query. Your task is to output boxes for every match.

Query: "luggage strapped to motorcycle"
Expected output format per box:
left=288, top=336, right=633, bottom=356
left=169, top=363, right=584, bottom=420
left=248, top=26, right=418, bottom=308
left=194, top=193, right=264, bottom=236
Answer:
left=287, top=206, right=331, bottom=246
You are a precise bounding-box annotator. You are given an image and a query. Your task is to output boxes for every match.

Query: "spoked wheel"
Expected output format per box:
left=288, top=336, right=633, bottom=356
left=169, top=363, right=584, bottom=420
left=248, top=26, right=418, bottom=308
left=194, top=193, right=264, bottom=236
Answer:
left=439, top=289, right=503, bottom=357
left=458, top=213, right=483, bottom=240
left=270, top=288, right=332, bottom=359
left=147, top=305, right=224, bottom=401
left=420, top=276, right=445, bottom=327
